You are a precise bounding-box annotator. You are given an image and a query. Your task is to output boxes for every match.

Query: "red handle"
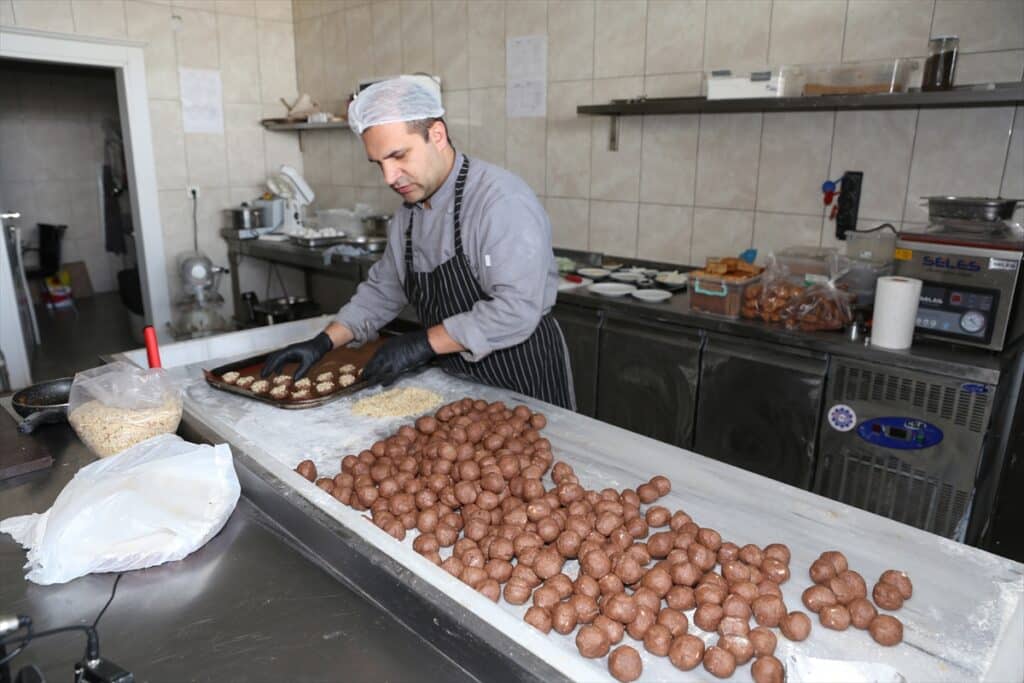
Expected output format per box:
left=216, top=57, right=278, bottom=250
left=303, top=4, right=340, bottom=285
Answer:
left=143, top=326, right=162, bottom=369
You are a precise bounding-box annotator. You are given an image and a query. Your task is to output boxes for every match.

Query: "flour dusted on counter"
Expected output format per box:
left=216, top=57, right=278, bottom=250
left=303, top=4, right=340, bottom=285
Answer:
left=351, top=387, right=443, bottom=418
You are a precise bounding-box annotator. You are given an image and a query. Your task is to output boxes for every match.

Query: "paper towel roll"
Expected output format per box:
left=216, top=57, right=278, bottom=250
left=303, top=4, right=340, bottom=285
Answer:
left=871, top=276, right=922, bottom=350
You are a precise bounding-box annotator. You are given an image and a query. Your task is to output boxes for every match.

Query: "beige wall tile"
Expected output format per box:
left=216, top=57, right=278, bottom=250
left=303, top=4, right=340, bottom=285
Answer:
left=955, top=51, right=1024, bottom=85
left=589, top=199, right=638, bottom=256
left=262, top=105, right=304, bottom=174
left=300, top=129, right=331, bottom=184
left=71, top=0, right=127, bottom=38
left=225, top=103, right=266, bottom=187
left=546, top=79, right=592, bottom=199
left=932, top=1, right=1024, bottom=53
left=695, top=112, right=762, bottom=210
left=505, top=0, right=545, bottom=36
left=329, top=128, right=354, bottom=185
left=185, top=132, right=229, bottom=188
left=637, top=203, right=693, bottom=265
left=547, top=196, right=590, bottom=249
left=175, top=7, right=220, bottom=69
left=432, top=0, right=469, bottom=89
left=594, top=0, right=647, bottom=78
left=258, top=18, right=299, bottom=104
left=468, top=0, right=505, bottom=87
left=691, top=207, right=754, bottom=264
left=292, top=0, right=320, bottom=21
left=218, top=13, right=261, bottom=103
left=323, top=7, right=352, bottom=101
left=469, top=87, right=506, bottom=165
left=12, top=0, right=74, bottom=32
left=295, top=18, right=326, bottom=101
left=752, top=212, right=823, bottom=261
left=843, top=1, right=935, bottom=62
left=506, top=118, right=546, bottom=197
left=769, top=1, right=846, bottom=65
left=345, top=4, right=375, bottom=83
left=704, top=0, right=771, bottom=70
left=443, top=88, right=470, bottom=150
left=401, top=0, right=434, bottom=73
left=149, top=99, right=188, bottom=190
left=645, top=1, right=705, bottom=75
left=548, top=0, right=595, bottom=82
left=126, top=1, right=180, bottom=100
left=1, top=1, right=15, bottom=26
left=215, top=0, right=255, bottom=16
left=590, top=77, right=643, bottom=202
left=756, top=111, right=834, bottom=215
left=1000, top=107, right=1023, bottom=200
left=372, top=0, right=402, bottom=76
left=643, top=72, right=703, bottom=98
left=829, top=109, right=917, bottom=221
left=256, top=0, right=292, bottom=21
left=903, top=106, right=1016, bottom=222
left=640, top=114, right=698, bottom=206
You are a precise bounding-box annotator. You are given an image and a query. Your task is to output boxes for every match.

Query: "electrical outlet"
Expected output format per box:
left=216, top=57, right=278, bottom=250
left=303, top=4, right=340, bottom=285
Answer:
left=835, top=171, right=863, bottom=240
left=187, top=185, right=200, bottom=199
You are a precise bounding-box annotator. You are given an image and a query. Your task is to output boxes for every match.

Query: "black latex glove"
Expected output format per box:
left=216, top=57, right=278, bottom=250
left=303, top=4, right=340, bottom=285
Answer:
left=260, top=332, right=333, bottom=380
left=361, top=330, right=436, bottom=387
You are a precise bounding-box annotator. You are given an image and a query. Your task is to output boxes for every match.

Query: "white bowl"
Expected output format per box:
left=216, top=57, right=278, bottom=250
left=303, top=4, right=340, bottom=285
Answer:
left=578, top=267, right=610, bottom=279
left=631, top=288, right=672, bottom=302
left=610, top=271, right=644, bottom=283
left=588, top=282, right=636, bottom=297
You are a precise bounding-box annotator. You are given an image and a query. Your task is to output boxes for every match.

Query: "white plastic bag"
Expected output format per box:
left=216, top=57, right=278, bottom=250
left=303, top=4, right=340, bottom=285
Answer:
left=68, top=361, right=183, bottom=457
left=0, top=434, right=240, bottom=585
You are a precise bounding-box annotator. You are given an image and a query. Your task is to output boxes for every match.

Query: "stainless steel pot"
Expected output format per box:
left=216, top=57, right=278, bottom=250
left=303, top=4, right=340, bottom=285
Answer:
left=925, top=196, right=1021, bottom=222
left=361, top=214, right=391, bottom=237
left=226, top=204, right=265, bottom=230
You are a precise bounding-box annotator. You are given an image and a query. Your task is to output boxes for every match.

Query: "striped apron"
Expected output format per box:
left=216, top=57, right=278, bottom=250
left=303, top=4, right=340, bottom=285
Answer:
left=402, top=156, right=575, bottom=409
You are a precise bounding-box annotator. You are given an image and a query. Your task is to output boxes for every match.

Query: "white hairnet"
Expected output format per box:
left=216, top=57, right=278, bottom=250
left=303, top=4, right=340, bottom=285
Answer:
left=348, top=76, right=445, bottom=135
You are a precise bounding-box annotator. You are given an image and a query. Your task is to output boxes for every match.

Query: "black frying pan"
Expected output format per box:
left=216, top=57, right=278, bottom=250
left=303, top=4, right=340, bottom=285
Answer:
left=12, top=377, right=72, bottom=434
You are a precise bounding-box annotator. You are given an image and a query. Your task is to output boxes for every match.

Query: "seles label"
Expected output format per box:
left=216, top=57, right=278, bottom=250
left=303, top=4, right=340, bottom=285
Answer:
left=827, top=404, right=857, bottom=432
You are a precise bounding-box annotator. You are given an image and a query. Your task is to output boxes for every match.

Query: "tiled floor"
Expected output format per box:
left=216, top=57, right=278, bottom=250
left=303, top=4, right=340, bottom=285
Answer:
left=29, top=292, right=139, bottom=381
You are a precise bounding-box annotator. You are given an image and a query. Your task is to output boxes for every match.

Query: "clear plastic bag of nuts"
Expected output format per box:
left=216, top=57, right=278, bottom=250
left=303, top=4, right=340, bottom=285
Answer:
left=782, top=280, right=855, bottom=332
left=741, top=253, right=805, bottom=324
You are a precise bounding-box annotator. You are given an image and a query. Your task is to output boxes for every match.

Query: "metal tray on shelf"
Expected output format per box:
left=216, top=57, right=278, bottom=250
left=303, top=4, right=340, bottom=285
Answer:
left=204, top=339, right=386, bottom=409
left=288, top=234, right=349, bottom=249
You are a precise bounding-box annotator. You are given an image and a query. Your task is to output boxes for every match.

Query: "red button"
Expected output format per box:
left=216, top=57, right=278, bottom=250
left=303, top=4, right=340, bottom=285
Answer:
left=951, top=293, right=962, bottom=305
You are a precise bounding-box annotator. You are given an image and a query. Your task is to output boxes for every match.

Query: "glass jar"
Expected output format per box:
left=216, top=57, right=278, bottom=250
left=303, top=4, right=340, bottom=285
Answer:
left=922, top=36, right=959, bottom=91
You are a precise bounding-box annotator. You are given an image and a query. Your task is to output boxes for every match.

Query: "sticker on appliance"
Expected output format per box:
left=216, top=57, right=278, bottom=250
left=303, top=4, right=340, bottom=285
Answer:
left=988, top=257, right=1019, bottom=271
left=827, top=404, right=857, bottom=432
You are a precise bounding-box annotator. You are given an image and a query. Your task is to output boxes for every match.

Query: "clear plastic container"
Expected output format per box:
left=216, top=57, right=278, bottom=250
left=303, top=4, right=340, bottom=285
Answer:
left=922, top=36, right=958, bottom=91
left=776, top=246, right=843, bottom=283
left=705, top=66, right=805, bottom=99
left=803, top=59, right=919, bottom=95
left=838, top=259, right=893, bottom=308
left=845, top=230, right=897, bottom=263
left=690, top=272, right=761, bottom=319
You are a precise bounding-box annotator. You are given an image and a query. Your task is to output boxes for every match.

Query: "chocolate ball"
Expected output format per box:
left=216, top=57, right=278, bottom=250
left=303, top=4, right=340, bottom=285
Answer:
left=752, top=594, right=786, bottom=627
left=693, top=603, right=725, bottom=632
left=602, top=592, right=638, bottom=624
left=668, top=634, right=704, bottom=671
left=594, top=615, right=625, bottom=646
left=703, top=645, right=737, bottom=679
left=848, top=597, right=878, bottom=629
left=656, top=608, right=688, bottom=637
left=643, top=623, right=673, bottom=656
left=524, top=606, right=551, bottom=633
left=752, top=655, right=785, bottom=683
left=608, top=645, right=643, bottom=683
left=666, top=585, right=696, bottom=611
left=718, top=634, right=754, bottom=665
left=819, top=604, right=851, bottom=630
left=749, top=626, right=777, bottom=657
left=551, top=601, right=578, bottom=635
left=879, top=569, right=913, bottom=600
left=779, top=610, right=812, bottom=641
left=869, top=614, right=903, bottom=646
left=626, top=606, right=656, bottom=641
left=873, top=581, right=904, bottom=611
left=576, top=624, right=611, bottom=658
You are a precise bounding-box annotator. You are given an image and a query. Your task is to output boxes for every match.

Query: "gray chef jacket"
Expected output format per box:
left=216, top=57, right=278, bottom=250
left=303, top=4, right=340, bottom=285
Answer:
left=335, top=152, right=560, bottom=362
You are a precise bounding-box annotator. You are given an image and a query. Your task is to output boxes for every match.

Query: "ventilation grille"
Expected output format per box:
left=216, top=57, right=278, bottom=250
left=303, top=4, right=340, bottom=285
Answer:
left=823, top=450, right=969, bottom=538
left=832, top=366, right=990, bottom=433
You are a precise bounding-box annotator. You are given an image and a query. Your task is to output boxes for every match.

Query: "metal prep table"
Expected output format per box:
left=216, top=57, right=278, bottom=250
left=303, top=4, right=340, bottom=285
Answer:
left=0, top=398, right=482, bottom=683
left=92, top=322, right=1024, bottom=682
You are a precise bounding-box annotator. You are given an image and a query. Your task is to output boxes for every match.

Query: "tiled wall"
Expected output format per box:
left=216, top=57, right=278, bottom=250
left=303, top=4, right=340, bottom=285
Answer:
left=292, top=0, right=1023, bottom=266
left=0, top=61, right=124, bottom=293
left=0, top=0, right=305, bottom=314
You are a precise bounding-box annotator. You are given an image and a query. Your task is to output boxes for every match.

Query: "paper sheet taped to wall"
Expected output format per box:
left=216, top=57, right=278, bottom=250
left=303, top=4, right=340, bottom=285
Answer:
left=180, top=68, right=224, bottom=134
left=506, top=35, right=546, bottom=119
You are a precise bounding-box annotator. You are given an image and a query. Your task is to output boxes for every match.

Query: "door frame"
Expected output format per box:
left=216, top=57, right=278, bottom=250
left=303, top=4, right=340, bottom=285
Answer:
left=0, top=27, right=171, bottom=339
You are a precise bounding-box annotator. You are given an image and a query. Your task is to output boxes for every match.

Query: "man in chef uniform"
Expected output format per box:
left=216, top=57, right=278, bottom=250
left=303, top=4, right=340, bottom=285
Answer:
left=262, top=76, right=575, bottom=409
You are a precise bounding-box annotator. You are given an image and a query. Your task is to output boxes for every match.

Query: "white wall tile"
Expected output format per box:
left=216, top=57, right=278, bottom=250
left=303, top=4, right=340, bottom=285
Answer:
left=401, top=0, right=434, bottom=73
left=300, top=129, right=331, bottom=185
left=548, top=0, right=595, bottom=82
left=769, top=1, right=846, bottom=65
left=126, top=1, right=180, bottom=100
left=292, top=0, right=321, bottom=21
left=184, top=133, right=229, bottom=189
left=843, top=1, right=935, bottom=62
left=71, top=0, right=127, bottom=38
left=469, top=87, right=506, bottom=166
left=295, top=18, right=326, bottom=101
left=637, top=203, right=693, bottom=265
left=903, top=106, right=1016, bottom=223
left=694, top=112, right=762, bottom=210
left=262, top=104, right=304, bottom=175
left=955, top=51, right=1024, bottom=86
left=468, top=0, right=505, bottom=88
left=345, top=4, right=375, bottom=83
left=329, top=129, right=355, bottom=186
left=258, top=18, right=300, bottom=104
left=752, top=212, right=823, bottom=261
left=640, top=114, right=698, bottom=206
left=218, top=13, right=261, bottom=104
left=12, top=0, right=74, bottom=32
left=1001, top=107, right=1024, bottom=200
left=505, top=0, right=545, bottom=36
left=225, top=104, right=266, bottom=187
left=589, top=199, right=638, bottom=257
left=256, top=0, right=292, bottom=21
left=506, top=118, right=546, bottom=197
left=443, top=88, right=470, bottom=151
left=691, top=207, right=754, bottom=265
left=830, top=109, right=917, bottom=221
left=756, top=112, right=834, bottom=215
left=546, top=80, right=592, bottom=199
left=643, top=72, right=703, bottom=98
left=594, top=0, right=647, bottom=78
left=1, top=1, right=15, bottom=26
left=215, top=0, right=256, bottom=17
left=148, top=99, right=188, bottom=190
left=323, top=8, right=352, bottom=101
left=372, top=0, right=402, bottom=77
left=931, top=1, right=1024, bottom=53
left=590, top=77, right=643, bottom=202
left=547, top=196, right=590, bottom=249
left=703, top=0, right=771, bottom=70
left=646, top=0, right=705, bottom=75
left=175, top=7, right=220, bottom=70
left=432, top=0, right=469, bottom=89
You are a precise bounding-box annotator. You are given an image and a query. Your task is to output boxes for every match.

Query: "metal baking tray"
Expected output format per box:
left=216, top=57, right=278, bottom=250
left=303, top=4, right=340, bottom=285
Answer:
left=203, top=339, right=386, bottom=409
left=341, top=236, right=388, bottom=253
left=288, top=234, right=349, bottom=249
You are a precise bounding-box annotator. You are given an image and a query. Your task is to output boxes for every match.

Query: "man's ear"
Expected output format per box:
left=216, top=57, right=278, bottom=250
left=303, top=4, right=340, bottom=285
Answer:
left=429, top=119, right=448, bottom=150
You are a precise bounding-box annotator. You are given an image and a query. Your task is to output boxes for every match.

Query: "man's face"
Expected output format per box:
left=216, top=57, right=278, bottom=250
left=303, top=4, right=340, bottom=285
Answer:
left=362, top=121, right=449, bottom=204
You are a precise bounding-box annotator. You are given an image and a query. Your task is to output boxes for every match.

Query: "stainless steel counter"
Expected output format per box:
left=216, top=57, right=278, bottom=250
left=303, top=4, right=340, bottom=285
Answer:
left=0, top=406, right=477, bottom=683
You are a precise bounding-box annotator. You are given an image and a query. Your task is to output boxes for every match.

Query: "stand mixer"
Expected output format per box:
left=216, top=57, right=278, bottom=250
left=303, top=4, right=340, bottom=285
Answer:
left=266, top=165, right=315, bottom=235
left=170, top=252, right=230, bottom=339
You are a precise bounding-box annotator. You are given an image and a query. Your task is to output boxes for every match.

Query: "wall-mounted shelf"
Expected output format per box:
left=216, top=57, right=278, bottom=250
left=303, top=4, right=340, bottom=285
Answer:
left=578, top=82, right=1024, bottom=149
left=260, top=119, right=350, bottom=132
